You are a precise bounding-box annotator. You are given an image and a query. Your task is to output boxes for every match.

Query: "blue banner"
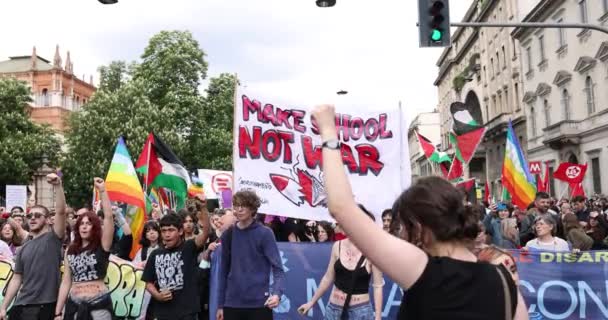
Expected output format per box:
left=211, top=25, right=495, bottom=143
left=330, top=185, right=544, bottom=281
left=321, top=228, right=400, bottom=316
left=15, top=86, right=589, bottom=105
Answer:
left=210, top=243, right=608, bottom=319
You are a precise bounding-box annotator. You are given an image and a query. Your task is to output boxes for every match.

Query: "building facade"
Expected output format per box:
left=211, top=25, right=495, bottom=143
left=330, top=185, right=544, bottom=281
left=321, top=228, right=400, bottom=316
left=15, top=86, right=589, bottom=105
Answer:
left=435, top=0, right=530, bottom=199
left=408, top=111, right=441, bottom=182
left=513, top=0, right=608, bottom=197
left=0, top=45, right=96, bottom=134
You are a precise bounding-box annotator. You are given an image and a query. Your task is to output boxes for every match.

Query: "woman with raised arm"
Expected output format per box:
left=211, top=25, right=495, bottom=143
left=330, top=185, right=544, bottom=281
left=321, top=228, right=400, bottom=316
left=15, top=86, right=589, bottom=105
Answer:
left=298, top=205, right=383, bottom=320
left=312, top=104, right=528, bottom=320
left=54, top=177, right=115, bottom=320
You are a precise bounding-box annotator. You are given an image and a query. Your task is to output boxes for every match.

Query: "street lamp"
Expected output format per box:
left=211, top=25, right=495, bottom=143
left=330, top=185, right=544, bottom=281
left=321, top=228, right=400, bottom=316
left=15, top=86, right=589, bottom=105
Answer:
left=337, top=90, right=348, bottom=95
left=316, top=0, right=336, bottom=7
left=98, top=0, right=118, bottom=4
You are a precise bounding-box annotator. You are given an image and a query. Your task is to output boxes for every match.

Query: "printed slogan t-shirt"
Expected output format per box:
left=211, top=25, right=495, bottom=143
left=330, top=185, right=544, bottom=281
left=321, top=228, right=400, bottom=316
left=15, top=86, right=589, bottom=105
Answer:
left=142, top=239, right=200, bottom=319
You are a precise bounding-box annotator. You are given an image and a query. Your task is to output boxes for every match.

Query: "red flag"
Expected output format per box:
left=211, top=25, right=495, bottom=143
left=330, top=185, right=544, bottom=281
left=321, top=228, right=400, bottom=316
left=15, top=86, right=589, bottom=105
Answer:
left=543, top=162, right=551, bottom=195
left=484, top=180, right=491, bottom=204
left=553, top=163, right=587, bottom=184
left=415, top=130, right=436, bottom=159
left=570, top=182, right=585, bottom=198
left=447, top=156, right=463, bottom=181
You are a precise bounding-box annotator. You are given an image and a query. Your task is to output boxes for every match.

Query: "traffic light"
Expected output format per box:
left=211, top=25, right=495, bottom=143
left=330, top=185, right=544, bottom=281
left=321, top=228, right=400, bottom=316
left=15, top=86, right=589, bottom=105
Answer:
left=418, top=0, right=451, bottom=48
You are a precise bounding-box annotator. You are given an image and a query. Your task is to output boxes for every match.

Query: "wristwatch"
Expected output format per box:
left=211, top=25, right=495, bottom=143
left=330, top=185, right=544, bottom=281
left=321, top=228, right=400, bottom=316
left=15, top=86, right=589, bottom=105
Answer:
left=322, top=139, right=341, bottom=150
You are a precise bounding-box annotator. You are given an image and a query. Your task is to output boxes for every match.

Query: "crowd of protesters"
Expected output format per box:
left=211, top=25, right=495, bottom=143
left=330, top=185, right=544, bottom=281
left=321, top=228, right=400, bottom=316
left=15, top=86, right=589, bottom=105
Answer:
left=1, top=107, right=607, bottom=320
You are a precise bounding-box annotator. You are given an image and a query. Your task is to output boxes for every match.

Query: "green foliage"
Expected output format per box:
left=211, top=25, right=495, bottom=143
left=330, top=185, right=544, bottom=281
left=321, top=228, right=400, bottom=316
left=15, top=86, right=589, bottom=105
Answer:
left=0, top=78, right=61, bottom=196
left=62, top=30, right=234, bottom=207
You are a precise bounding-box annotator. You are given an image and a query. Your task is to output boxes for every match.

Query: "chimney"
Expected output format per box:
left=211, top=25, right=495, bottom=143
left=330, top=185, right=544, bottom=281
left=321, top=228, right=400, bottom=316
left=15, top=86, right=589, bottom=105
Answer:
left=31, top=46, right=37, bottom=70
left=53, top=45, right=62, bottom=69
left=90, top=75, right=94, bottom=85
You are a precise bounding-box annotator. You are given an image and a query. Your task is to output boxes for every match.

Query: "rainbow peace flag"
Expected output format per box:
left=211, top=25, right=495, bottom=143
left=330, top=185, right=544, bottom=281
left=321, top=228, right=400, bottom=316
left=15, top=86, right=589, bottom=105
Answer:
left=105, top=137, right=146, bottom=259
left=501, top=121, right=536, bottom=209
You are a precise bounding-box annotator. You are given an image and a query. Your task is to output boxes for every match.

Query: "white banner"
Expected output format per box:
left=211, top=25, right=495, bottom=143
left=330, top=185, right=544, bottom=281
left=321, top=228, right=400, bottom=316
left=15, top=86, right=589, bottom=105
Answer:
left=196, top=169, right=233, bottom=199
left=5, top=185, right=27, bottom=212
left=233, top=89, right=408, bottom=222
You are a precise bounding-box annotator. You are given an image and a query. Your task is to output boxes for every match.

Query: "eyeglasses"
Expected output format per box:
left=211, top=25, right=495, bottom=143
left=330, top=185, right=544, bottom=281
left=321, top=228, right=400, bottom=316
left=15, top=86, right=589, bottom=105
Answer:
left=26, top=212, right=46, bottom=219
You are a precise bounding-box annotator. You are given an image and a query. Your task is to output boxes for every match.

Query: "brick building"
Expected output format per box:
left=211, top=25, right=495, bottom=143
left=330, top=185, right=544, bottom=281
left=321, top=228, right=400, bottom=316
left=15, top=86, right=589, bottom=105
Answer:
left=0, top=45, right=96, bottom=134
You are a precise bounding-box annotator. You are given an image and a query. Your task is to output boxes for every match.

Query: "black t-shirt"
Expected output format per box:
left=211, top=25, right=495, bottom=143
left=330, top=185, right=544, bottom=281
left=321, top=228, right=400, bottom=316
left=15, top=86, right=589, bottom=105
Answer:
left=399, top=257, right=517, bottom=319
left=142, top=239, right=200, bottom=319
left=67, top=247, right=110, bottom=282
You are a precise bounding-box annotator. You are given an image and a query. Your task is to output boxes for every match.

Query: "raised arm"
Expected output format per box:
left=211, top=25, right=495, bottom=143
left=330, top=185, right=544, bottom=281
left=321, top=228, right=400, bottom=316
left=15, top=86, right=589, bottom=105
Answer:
left=95, top=178, right=114, bottom=252
left=0, top=273, right=22, bottom=319
left=47, top=173, right=67, bottom=239
left=194, top=196, right=211, bottom=249
left=54, top=254, right=73, bottom=320
left=298, top=242, right=338, bottom=315
left=312, top=104, right=428, bottom=290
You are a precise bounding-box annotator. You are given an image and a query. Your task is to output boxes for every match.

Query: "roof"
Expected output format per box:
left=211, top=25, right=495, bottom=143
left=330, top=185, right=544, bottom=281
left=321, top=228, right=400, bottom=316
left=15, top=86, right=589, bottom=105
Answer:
left=0, top=56, right=54, bottom=73
left=512, top=0, right=566, bottom=39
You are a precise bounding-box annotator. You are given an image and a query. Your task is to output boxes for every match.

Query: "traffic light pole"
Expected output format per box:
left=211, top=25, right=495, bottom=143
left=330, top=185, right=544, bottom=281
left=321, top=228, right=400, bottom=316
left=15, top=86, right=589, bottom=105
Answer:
left=450, top=22, right=608, bottom=35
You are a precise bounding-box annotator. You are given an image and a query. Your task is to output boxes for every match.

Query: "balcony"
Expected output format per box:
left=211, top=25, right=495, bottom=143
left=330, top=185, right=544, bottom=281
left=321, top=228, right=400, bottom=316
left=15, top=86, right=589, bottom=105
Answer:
left=484, top=113, right=524, bottom=141
left=30, top=94, right=82, bottom=111
left=542, top=120, right=581, bottom=150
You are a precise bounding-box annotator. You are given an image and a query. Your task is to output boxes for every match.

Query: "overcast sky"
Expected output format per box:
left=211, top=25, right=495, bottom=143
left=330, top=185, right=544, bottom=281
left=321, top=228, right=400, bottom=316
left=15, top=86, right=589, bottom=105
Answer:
left=0, top=0, right=473, bottom=118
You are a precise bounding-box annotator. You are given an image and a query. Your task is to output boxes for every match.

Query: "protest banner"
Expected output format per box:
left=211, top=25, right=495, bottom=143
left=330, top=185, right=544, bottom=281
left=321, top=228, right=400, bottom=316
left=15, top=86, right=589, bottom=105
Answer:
left=5, top=185, right=27, bottom=212
left=197, top=169, right=233, bottom=199
left=210, top=243, right=608, bottom=320
left=0, top=255, right=147, bottom=318
left=233, top=89, right=407, bottom=221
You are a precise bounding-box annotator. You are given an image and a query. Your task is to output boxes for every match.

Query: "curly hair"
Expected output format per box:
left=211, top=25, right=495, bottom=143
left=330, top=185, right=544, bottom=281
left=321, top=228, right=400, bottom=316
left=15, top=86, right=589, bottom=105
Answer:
left=67, top=211, right=102, bottom=255
left=233, top=190, right=262, bottom=213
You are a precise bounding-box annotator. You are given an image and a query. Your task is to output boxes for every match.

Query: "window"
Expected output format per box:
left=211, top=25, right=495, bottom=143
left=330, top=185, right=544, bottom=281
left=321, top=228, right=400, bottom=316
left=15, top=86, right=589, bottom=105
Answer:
left=496, top=52, right=500, bottom=71
left=579, top=0, right=588, bottom=23
left=585, top=76, right=595, bottom=114
left=604, top=0, right=608, bottom=13
left=485, top=104, right=489, bottom=122
left=514, top=83, right=520, bottom=110
left=561, top=89, right=570, bottom=120
left=557, top=18, right=566, bottom=48
left=492, top=96, right=497, bottom=115
left=490, top=58, right=495, bottom=77
left=498, top=92, right=503, bottom=113
left=504, top=88, right=509, bottom=112
left=530, top=107, right=537, bottom=136
left=42, top=88, right=49, bottom=106
left=538, top=35, right=546, bottom=61
left=483, top=66, right=487, bottom=82
left=512, top=39, right=517, bottom=58
left=592, top=157, right=602, bottom=193
left=544, top=99, right=551, bottom=127
left=502, top=46, right=507, bottom=68
left=526, top=47, right=533, bottom=72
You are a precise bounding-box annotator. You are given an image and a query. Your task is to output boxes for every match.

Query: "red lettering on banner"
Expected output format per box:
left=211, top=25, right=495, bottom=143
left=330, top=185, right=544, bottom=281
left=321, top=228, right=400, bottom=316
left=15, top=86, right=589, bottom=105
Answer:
left=301, top=136, right=383, bottom=176
left=241, top=95, right=307, bottom=133
left=350, top=117, right=364, bottom=140
left=356, top=144, right=384, bottom=176
left=238, top=126, right=294, bottom=163
left=378, top=113, right=393, bottom=139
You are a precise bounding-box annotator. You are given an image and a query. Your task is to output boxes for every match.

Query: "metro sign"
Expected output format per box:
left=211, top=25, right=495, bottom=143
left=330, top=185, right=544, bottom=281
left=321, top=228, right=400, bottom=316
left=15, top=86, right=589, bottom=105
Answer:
left=529, top=161, right=542, bottom=174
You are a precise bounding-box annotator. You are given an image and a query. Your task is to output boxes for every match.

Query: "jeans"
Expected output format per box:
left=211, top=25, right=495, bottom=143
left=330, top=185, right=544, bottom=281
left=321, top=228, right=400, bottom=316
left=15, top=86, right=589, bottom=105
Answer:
left=8, top=303, right=56, bottom=320
left=324, top=302, right=375, bottom=320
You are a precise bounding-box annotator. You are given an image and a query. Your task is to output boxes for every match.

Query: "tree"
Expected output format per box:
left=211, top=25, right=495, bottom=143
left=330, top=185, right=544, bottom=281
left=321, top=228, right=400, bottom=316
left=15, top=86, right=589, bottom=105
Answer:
left=182, top=73, right=237, bottom=171
left=134, top=30, right=208, bottom=105
left=97, top=61, right=129, bottom=93
left=0, top=78, right=61, bottom=199
left=62, top=30, right=225, bottom=207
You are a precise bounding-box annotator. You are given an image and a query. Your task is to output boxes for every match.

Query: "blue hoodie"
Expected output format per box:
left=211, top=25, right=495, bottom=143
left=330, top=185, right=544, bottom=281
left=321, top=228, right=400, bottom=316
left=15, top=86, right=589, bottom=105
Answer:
left=217, top=221, right=285, bottom=308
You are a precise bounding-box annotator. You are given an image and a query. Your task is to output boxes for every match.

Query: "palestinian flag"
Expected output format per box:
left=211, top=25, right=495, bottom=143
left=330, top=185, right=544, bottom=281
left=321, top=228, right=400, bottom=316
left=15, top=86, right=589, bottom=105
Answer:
left=447, top=156, right=463, bottom=181
left=415, top=130, right=451, bottom=163
left=136, top=133, right=191, bottom=209
left=439, top=158, right=452, bottom=178
left=448, top=127, right=486, bottom=165
left=450, top=101, right=484, bottom=135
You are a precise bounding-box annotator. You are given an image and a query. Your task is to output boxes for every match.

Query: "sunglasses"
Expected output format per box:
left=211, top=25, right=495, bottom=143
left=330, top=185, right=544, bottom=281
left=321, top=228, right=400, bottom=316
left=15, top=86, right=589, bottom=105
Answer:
left=26, top=212, right=46, bottom=219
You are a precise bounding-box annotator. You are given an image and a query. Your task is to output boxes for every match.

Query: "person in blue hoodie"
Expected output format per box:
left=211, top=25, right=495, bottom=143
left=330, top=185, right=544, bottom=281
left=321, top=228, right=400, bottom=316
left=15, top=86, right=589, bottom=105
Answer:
left=483, top=203, right=520, bottom=249
left=216, top=190, right=285, bottom=320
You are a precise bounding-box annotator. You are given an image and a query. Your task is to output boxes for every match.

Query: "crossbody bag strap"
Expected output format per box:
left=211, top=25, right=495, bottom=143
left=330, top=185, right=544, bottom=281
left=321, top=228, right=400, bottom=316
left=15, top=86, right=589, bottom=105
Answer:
left=496, top=266, right=513, bottom=320
left=340, top=255, right=366, bottom=320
